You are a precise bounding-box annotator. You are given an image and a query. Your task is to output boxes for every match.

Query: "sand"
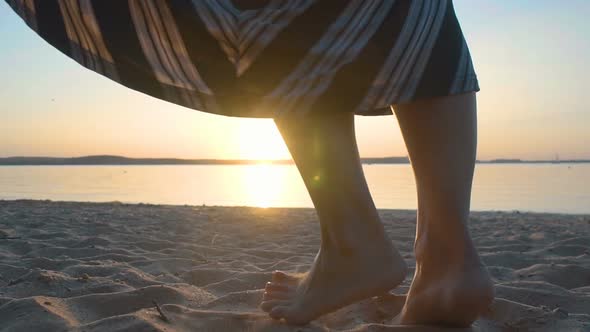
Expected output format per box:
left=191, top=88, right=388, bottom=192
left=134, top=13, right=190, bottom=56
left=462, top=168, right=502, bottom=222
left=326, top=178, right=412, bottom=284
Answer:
left=0, top=200, right=588, bottom=331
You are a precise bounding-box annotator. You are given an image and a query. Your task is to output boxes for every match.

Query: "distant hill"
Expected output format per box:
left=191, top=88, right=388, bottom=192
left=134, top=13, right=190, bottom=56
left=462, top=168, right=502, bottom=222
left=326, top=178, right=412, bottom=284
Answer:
left=479, top=159, right=590, bottom=164
left=0, top=155, right=289, bottom=165
left=486, top=159, right=524, bottom=163
left=0, top=155, right=409, bottom=165
left=0, top=155, right=587, bottom=165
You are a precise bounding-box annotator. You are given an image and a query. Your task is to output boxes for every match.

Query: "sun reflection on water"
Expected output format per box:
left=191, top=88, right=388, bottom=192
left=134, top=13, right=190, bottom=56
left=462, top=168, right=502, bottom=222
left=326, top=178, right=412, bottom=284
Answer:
left=241, top=163, right=286, bottom=208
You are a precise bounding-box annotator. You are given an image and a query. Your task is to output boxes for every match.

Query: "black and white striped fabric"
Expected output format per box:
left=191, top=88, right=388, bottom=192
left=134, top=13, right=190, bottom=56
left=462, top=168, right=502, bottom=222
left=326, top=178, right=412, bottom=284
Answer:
left=6, top=0, right=479, bottom=118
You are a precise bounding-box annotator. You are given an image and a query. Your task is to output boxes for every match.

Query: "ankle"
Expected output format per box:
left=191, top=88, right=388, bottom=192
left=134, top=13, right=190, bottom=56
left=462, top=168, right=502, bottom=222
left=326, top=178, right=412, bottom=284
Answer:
left=414, top=208, right=481, bottom=264
left=323, top=218, right=391, bottom=254
left=414, top=229, right=481, bottom=269
left=327, top=232, right=393, bottom=259
left=319, top=230, right=398, bottom=266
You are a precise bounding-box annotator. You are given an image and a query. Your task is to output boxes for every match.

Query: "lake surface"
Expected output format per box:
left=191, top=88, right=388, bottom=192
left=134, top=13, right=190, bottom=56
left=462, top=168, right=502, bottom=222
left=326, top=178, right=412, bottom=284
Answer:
left=0, top=164, right=588, bottom=214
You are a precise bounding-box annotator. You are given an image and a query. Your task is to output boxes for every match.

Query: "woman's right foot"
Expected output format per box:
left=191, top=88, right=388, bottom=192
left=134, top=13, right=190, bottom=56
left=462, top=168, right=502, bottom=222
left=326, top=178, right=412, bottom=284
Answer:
left=260, top=239, right=408, bottom=325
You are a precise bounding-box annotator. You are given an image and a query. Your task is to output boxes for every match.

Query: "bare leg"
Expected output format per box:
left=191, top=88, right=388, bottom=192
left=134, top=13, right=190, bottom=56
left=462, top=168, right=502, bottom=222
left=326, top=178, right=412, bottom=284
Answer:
left=393, top=92, right=494, bottom=327
left=261, top=111, right=407, bottom=324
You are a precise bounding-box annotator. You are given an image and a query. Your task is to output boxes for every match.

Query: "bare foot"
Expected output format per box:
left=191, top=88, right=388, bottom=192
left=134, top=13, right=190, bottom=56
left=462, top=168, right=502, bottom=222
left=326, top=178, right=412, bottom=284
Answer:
left=260, top=241, right=407, bottom=325
left=398, top=249, right=494, bottom=327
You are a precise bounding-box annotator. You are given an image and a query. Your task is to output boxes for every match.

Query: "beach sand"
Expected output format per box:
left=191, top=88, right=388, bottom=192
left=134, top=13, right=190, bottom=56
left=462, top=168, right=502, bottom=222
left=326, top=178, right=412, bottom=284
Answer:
left=0, top=200, right=588, bottom=331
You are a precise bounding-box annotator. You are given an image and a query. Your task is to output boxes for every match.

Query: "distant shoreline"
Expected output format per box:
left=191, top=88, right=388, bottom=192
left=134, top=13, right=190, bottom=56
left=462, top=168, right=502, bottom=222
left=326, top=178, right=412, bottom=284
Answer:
left=0, top=155, right=588, bottom=165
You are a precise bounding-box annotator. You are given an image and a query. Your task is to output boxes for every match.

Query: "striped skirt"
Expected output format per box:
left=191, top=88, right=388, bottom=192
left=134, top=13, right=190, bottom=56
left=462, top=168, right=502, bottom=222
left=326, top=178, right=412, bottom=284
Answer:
left=6, top=0, right=479, bottom=118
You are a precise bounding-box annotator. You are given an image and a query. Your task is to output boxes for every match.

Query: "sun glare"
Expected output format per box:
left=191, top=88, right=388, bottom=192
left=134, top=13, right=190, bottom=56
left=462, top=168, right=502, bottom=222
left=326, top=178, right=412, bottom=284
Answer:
left=241, top=164, right=286, bottom=208
left=237, top=120, right=290, bottom=161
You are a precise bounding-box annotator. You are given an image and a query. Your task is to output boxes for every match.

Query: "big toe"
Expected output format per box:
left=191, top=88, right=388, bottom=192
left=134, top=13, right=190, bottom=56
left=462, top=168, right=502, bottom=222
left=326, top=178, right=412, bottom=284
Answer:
left=272, top=271, right=300, bottom=285
left=263, top=289, right=291, bottom=301
left=265, top=281, right=290, bottom=292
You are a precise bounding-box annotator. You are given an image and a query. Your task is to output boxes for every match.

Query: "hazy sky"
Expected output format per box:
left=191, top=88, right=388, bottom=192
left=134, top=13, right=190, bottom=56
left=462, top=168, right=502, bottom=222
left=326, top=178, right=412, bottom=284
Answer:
left=1, top=1, right=589, bottom=160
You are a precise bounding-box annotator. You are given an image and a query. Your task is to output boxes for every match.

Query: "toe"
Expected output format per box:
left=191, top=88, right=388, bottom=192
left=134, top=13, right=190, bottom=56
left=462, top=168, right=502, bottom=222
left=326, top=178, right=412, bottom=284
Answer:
left=260, top=300, right=289, bottom=313
left=272, top=271, right=288, bottom=281
left=272, top=271, right=299, bottom=284
left=263, top=290, right=290, bottom=301
left=265, top=282, right=290, bottom=293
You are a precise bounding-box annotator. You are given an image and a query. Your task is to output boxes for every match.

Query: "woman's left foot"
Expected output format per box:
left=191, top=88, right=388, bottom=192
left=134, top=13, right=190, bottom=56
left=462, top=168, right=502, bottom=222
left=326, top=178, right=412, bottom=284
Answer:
left=260, top=239, right=407, bottom=325
left=398, top=238, right=495, bottom=327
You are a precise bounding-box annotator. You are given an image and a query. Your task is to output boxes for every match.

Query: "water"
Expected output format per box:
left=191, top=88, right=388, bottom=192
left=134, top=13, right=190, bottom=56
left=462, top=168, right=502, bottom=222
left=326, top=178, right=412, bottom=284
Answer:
left=0, top=164, right=588, bottom=214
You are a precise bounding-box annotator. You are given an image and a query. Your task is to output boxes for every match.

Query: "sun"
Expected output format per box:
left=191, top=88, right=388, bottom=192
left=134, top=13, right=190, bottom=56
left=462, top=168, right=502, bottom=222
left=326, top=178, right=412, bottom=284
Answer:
left=237, top=119, right=291, bottom=161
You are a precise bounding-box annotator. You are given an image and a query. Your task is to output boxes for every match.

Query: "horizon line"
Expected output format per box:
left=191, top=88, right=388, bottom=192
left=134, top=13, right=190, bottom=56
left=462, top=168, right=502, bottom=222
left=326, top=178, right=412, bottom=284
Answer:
left=0, top=155, right=589, bottom=165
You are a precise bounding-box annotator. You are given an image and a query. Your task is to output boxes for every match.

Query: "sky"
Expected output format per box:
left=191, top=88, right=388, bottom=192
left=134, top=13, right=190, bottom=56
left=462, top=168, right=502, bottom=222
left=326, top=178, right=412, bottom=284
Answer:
left=0, top=0, right=589, bottom=160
